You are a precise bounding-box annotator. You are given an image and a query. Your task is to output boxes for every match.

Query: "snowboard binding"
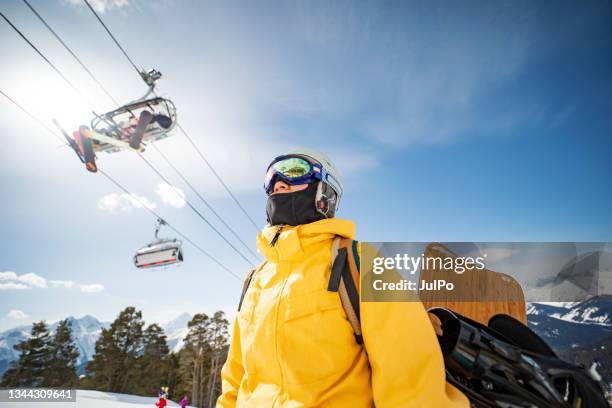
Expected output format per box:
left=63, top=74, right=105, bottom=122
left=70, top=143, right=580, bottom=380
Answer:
left=429, top=307, right=608, bottom=408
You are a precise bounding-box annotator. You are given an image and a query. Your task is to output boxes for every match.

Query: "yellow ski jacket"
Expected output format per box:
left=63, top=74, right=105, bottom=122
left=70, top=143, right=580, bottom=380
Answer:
left=217, top=218, right=468, bottom=407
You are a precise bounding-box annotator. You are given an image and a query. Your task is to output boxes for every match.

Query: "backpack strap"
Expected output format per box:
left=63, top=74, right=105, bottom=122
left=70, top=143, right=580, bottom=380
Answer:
left=238, top=261, right=267, bottom=311
left=328, top=236, right=363, bottom=344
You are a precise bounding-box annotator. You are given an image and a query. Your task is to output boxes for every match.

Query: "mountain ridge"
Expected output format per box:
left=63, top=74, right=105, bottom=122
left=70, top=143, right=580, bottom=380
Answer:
left=0, top=313, right=193, bottom=377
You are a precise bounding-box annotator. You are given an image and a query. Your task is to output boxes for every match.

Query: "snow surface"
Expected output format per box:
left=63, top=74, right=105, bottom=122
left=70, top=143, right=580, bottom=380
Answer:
left=535, top=302, right=580, bottom=308
left=527, top=301, right=610, bottom=326
left=167, top=327, right=190, bottom=354
left=0, top=390, right=195, bottom=408
left=561, top=306, right=609, bottom=325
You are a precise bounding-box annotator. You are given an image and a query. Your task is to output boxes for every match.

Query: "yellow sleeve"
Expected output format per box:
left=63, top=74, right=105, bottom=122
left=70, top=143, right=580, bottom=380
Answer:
left=358, top=243, right=469, bottom=407
left=361, top=301, right=469, bottom=407
left=216, top=316, right=244, bottom=408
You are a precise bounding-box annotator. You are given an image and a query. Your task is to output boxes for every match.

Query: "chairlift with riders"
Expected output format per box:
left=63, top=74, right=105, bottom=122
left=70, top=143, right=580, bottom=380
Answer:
left=54, top=68, right=177, bottom=172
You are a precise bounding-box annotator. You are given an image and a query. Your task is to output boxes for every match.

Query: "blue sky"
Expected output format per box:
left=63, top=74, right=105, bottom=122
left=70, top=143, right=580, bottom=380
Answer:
left=0, top=0, right=610, bottom=331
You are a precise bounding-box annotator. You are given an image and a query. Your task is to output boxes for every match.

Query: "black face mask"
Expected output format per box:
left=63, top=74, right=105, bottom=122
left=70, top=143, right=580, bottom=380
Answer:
left=266, top=182, right=326, bottom=226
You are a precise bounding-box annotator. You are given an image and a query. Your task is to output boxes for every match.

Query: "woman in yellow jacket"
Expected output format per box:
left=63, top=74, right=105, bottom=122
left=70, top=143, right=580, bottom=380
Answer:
left=217, top=149, right=468, bottom=407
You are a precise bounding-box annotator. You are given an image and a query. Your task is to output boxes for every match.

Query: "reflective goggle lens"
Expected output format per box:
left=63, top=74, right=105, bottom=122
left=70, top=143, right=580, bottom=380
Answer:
left=264, top=157, right=314, bottom=192
left=271, top=157, right=312, bottom=178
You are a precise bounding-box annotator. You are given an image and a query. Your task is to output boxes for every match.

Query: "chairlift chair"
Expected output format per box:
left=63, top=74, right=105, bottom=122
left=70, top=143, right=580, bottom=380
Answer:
left=55, top=68, right=177, bottom=172
left=134, top=219, right=184, bottom=269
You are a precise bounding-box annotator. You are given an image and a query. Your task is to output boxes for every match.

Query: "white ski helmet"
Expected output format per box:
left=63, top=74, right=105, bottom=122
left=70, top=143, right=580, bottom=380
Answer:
left=267, top=148, right=343, bottom=217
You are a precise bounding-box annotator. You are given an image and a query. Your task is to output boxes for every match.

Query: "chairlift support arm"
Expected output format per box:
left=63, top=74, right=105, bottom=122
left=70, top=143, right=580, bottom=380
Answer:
left=154, top=218, right=167, bottom=240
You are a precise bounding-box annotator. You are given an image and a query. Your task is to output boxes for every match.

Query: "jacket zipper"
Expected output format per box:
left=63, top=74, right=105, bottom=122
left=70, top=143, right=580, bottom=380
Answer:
left=269, top=224, right=284, bottom=247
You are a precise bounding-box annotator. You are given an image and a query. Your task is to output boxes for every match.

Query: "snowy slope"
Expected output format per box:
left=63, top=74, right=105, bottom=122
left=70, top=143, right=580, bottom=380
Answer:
left=0, top=389, right=194, bottom=408
left=527, top=296, right=612, bottom=349
left=553, top=297, right=611, bottom=325
left=527, top=296, right=612, bottom=390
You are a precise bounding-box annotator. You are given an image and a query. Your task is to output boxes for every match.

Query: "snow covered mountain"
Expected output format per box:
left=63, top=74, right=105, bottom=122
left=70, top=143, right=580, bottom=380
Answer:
left=0, top=324, right=30, bottom=375
left=527, top=296, right=612, bottom=389
left=163, top=313, right=192, bottom=353
left=68, top=315, right=109, bottom=365
left=0, top=315, right=108, bottom=377
left=527, top=296, right=612, bottom=349
left=0, top=313, right=193, bottom=378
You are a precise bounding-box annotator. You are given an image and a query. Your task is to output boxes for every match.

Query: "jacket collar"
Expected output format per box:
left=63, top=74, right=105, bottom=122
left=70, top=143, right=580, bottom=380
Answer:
left=256, top=218, right=355, bottom=262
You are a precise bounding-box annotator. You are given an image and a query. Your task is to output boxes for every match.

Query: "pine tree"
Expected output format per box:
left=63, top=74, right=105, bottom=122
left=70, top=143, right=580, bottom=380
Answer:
left=134, top=323, right=170, bottom=396
left=184, top=313, right=211, bottom=407
left=1, top=321, right=52, bottom=387
left=175, top=344, right=197, bottom=404
left=47, top=318, right=80, bottom=387
left=175, top=312, right=230, bottom=408
left=205, top=312, right=229, bottom=408
left=85, top=326, right=121, bottom=390
left=165, top=352, right=182, bottom=401
left=86, top=307, right=144, bottom=393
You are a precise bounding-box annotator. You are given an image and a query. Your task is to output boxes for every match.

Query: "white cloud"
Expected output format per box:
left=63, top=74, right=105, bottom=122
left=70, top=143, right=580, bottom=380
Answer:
left=63, top=0, right=130, bottom=14
left=0, top=271, right=18, bottom=281
left=80, top=284, right=105, bottom=293
left=97, top=193, right=157, bottom=213
left=49, top=280, right=75, bottom=289
left=0, top=282, right=30, bottom=290
left=0, top=271, right=47, bottom=290
left=18, top=273, right=47, bottom=288
left=156, top=183, right=186, bottom=208
left=7, top=310, right=28, bottom=320
left=0, top=272, right=78, bottom=291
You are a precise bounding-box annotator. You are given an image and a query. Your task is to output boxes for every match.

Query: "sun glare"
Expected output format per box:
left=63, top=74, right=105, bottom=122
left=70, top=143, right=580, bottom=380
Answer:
left=4, top=62, right=109, bottom=137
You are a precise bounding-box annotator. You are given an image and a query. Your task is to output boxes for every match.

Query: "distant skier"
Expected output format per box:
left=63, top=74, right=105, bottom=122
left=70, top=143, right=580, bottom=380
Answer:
left=180, top=395, right=188, bottom=408
left=155, top=395, right=167, bottom=408
left=156, top=386, right=169, bottom=408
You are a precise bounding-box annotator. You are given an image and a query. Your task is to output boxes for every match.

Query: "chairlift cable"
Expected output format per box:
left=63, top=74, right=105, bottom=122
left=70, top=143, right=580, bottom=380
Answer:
left=0, top=89, right=65, bottom=145
left=137, top=153, right=256, bottom=268
left=11, top=5, right=259, bottom=269
left=10, top=9, right=258, bottom=269
left=0, top=88, right=242, bottom=281
left=82, top=0, right=142, bottom=78
left=0, top=12, right=96, bottom=110
left=150, top=143, right=261, bottom=263
left=21, top=0, right=119, bottom=106
left=178, top=123, right=261, bottom=232
left=79, top=3, right=262, bottom=233
left=98, top=168, right=242, bottom=281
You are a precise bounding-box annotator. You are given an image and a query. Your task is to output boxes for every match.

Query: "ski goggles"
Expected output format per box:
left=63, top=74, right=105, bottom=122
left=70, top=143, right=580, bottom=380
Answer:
left=264, top=155, right=327, bottom=195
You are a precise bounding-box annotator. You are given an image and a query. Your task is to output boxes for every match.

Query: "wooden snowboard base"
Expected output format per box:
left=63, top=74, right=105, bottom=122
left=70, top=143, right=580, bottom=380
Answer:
left=419, top=243, right=527, bottom=327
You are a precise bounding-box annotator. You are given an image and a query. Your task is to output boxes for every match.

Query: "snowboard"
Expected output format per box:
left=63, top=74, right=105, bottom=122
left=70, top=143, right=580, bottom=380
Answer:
left=74, top=129, right=97, bottom=173
left=129, top=110, right=153, bottom=149
left=419, top=242, right=527, bottom=329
